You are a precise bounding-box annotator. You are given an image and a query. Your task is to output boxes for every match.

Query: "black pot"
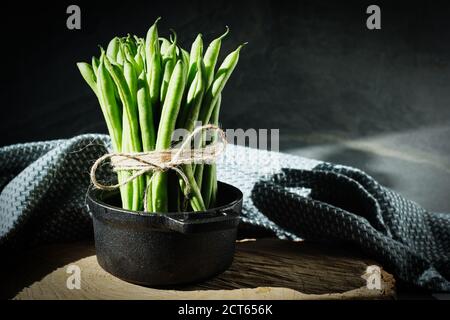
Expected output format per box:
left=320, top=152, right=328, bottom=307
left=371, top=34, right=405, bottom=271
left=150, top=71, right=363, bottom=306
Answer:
left=86, top=181, right=243, bottom=286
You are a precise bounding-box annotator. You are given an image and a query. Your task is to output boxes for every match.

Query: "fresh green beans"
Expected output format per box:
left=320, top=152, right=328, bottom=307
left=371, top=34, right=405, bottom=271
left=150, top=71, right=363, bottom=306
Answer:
left=204, top=27, right=229, bottom=89
left=137, top=72, right=156, bottom=152
left=152, top=60, right=186, bottom=212
left=148, top=44, right=162, bottom=117
left=145, top=17, right=161, bottom=64
left=124, top=58, right=145, bottom=210
left=135, top=44, right=145, bottom=73
left=77, top=20, right=244, bottom=213
left=77, top=62, right=98, bottom=97
left=95, top=60, right=123, bottom=152
left=195, top=38, right=242, bottom=200
left=106, top=37, right=120, bottom=62
left=159, top=59, right=175, bottom=106
left=160, top=32, right=178, bottom=105
left=124, top=59, right=138, bottom=107
left=187, top=34, right=203, bottom=88
left=180, top=48, right=190, bottom=82
left=177, top=34, right=204, bottom=129
left=199, top=44, right=245, bottom=126
left=96, top=58, right=132, bottom=209
left=137, top=72, right=155, bottom=211
left=146, top=18, right=162, bottom=113
left=104, top=56, right=141, bottom=152
left=201, top=94, right=221, bottom=208
left=91, top=57, right=100, bottom=77
left=180, top=164, right=205, bottom=211
left=180, top=56, right=205, bottom=132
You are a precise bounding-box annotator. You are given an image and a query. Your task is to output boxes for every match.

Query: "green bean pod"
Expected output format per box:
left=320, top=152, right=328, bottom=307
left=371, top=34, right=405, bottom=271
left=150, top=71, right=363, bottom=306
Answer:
left=179, top=56, right=205, bottom=132
left=137, top=72, right=156, bottom=152
left=155, top=61, right=185, bottom=151
left=125, top=45, right=142, bottom=75
left=124, top=34, right=137, bottom=56
left=176, top=55, right=207, bottom=210
left=159, top=37, right=171, bottom=56
left=180, top=48, right=190, bottom=83
left=204, top=27, right=229, bottom=89
left=104, top=56, right=141, bottom=152
left=148, top=40, right=162, bottom=109
left=134, top=45, right=145, bottom=74
left=124, top=58, right=145, bottom=210
left=124, top=59, right=137, bottom=107
left=194, top=164, right=204, bottom=191
left=162, top=31, right=177, bottom=64
left=145, top=20, right=163, bottom=115
left=199, top=44, right=245, bottom=126
left=120, top=118, right=134, bottom=210
left=201, top=94, right=221, bottom=209
left=91, top=57, right=100, bottom=78
left=96, top=60, right=123, bottom=152
left=145, top=17, right=161, bottom=64
left=180, top=164, right=205, bottom=211
left=122, top=67, right=139, bottom=210
left=137, top=71, right=156, bottom=211
left=77, top=62, right=98, bottom=97
left=187, top=34, right=203, bottom=88
left=116, top=44, right=125, bottom=65
left=159, top=59, right=175, bottom=105
left=96, top=58, right=132, bottom=209
left=152, top=61, right=186, bottom=212
left=105, top=54, right=142, bottom=210
left=106, top=37, right=120, bottom=62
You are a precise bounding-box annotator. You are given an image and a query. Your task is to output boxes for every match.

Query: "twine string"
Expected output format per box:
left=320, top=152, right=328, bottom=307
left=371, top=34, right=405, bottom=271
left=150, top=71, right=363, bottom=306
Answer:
left=90, top=124, right=227, bottom=211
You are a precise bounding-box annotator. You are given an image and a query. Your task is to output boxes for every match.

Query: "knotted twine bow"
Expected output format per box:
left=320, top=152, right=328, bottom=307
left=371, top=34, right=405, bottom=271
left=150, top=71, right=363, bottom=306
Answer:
left=90, top=124, right=227, bottom=211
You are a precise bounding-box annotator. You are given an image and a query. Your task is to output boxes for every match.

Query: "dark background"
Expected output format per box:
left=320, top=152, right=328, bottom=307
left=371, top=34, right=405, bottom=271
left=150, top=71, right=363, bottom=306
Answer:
left=1, top=0, right=450, bottom=212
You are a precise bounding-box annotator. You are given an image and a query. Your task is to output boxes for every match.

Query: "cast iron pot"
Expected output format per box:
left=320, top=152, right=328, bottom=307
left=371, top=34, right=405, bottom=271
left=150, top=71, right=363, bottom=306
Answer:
left=87, top=181, right=242, bottom=286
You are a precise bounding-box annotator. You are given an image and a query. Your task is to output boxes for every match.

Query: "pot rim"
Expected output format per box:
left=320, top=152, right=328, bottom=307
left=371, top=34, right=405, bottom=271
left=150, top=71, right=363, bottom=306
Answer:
left=87, top=181, right=243, bottom=217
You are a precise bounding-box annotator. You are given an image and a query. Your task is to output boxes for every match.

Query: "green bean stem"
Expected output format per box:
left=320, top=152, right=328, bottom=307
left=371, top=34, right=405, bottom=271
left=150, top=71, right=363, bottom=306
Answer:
left=180, top=164, right=205, bottom=211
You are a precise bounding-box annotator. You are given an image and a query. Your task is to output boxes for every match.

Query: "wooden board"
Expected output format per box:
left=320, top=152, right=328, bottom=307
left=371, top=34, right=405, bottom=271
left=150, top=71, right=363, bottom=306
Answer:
left=1, top=239, right=395, bottom=300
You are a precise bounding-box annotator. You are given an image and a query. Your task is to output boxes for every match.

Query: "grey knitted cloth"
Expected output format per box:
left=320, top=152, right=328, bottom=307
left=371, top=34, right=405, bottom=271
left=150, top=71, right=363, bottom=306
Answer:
left=0, top=134, right=449, bottom=292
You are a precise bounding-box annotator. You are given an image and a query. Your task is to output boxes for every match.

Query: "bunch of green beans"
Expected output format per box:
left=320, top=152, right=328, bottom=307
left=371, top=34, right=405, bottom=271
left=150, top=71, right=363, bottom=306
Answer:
left=77, top=18, right=244, bottom=212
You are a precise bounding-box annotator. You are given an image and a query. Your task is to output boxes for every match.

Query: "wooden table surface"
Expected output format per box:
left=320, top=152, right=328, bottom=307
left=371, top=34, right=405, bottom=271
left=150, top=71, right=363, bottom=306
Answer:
left=1, top=239, right=395, bottom=300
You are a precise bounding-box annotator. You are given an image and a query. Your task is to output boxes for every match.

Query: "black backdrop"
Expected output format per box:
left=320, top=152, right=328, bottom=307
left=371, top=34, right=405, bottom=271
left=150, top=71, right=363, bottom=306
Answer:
left=2, top=0, right=450, bottom=145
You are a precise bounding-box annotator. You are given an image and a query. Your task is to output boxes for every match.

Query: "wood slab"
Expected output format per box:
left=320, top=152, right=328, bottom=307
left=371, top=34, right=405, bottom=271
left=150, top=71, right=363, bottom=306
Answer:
left=1, top=239, right=395, bottom=300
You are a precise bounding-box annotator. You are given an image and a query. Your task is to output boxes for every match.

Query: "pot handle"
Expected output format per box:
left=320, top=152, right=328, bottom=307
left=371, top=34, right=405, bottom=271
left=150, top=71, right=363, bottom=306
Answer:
left=162, top=208, right=240, bottom=234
